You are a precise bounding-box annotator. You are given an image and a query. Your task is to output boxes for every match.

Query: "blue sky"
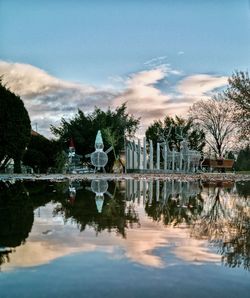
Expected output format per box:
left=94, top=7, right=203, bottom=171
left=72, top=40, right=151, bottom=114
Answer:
left=0, top=0, right=249, bottom=136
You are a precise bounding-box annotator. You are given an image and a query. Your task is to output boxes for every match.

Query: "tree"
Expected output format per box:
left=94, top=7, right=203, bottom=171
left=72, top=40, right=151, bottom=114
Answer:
left=53, top=181, right=139, bottom=238
left=146, top=115, right=206, bottom=152
left=235, top=145, right=250, bottom=171
left=23, top=133, right=61, bottom=173
left=54, top=150, right=68, bottom=173
left=224, top=71, right=250, bottom=141
left=51, top=103, right=140, bottom=171
left=189, top=96, right=237, bottom=157
left=0, top=82, right=31, bottom=173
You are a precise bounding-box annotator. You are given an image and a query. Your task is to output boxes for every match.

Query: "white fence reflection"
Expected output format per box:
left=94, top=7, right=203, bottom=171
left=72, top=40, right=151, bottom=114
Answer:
left=125, top=179, right=201, bottom=204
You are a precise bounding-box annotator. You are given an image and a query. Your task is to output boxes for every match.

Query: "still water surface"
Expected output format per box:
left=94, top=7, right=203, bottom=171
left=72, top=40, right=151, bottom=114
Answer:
left=0, top=179, right=249, bottom=298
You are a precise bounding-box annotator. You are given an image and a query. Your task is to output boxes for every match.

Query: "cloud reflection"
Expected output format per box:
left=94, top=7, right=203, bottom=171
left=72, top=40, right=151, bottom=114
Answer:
left=1, top=201, right=220, bottom=271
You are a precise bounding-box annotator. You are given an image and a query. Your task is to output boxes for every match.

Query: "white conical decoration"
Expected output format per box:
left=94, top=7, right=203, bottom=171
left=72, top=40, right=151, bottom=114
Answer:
left=95, top=195, right=104, bottom=213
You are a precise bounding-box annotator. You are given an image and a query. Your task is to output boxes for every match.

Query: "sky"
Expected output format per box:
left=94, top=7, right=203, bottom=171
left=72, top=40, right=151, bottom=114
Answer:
left=0, top=0, right=249, bottom=137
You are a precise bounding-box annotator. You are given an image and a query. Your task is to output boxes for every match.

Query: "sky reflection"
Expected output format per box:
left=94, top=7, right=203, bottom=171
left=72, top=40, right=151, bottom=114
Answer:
left=1, top=205, right=218, bottom=270
left=0, top=180, right=249, bottom=272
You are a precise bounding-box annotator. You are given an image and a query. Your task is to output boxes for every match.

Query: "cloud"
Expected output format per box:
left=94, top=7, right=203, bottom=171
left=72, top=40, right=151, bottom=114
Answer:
left=0, top=61, right=119, bottom=137
left=113, top=66, right=173, bottom=131
left=144, top=56, right=167, bottom=66
left=0, top=60, right=228, bottom=138
left=162, top=74, right=229, bottom=119
left=114, top=69, right=227, bottom=134
left=177, top=74, right=228, bottom=98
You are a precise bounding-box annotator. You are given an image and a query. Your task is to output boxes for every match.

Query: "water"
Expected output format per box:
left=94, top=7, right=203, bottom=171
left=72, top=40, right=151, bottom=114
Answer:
left=0, top=179, right=249, bottom=298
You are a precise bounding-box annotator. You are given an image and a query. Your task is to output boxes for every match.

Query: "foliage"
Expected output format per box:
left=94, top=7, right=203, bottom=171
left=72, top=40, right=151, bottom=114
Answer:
left=224, top=71, right=250, bottom=141
left=102, top=127, right=119, bottom=159
left=23, top=134, right=61, bottom=173
left=145, top=115, right=206, bottom=152
left=145, top=193, right=203, bottom=226
left=0, top=181, right=34, bottom=248
left=189, top=96, right=237, bottom=157
left=0, top=82, right=31, bottom=173
left=51, top=103, right=140, bottom=171
left=54, top=181, right=139, bottom=238
left=236, top=181, right=250, bottom=197
left=55, top=150, right=68, bottom=173
left=235, top=145, right=250, bottom=171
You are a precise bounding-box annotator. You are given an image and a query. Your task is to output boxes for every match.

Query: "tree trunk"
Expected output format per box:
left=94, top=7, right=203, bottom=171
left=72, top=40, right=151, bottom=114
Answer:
left=118, top=157, right=125, bottom=173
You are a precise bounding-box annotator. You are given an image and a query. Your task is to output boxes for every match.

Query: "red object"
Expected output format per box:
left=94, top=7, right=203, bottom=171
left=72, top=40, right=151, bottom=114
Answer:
left=68, top=196, right=75, bottom=204
left=69, top=138, right=75, bottom=148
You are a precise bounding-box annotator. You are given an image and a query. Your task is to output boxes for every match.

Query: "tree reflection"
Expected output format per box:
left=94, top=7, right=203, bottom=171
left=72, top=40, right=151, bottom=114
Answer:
left=0, top=179, right=249, bottom=271
left=0, top=249, right=11, bottom=267
left=191, top=188, right=228, bottom=239
left=219, top=196, right=250, bottom=270
left=145, top=181, right=203, bottom=226
left=191, top=184, right=250, bottom=270
left=54, top=181, right=139, bottom=238
left=0, top=181, right=34, bottom=267
left=145, top=194, right=204, bottom=226
left=236, top=181, right=250, bottom=198
left=25, top=180, right=69, bottom=208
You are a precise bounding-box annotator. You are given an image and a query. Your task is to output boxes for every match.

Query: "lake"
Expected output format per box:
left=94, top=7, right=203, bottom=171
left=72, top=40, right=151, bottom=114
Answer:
left=0, top=178, right=249, bottom=298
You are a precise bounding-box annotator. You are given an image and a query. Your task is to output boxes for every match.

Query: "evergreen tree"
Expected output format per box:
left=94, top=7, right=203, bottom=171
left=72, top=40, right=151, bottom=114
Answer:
left=51, top=103, right=139, bottom=171
left=0, top=82, right=31, bottom=173
left=23, top=134, right=61, bottom=173
left=146, top=115, right=205, bottom=153
left=235, top=146, right=250, bottom=171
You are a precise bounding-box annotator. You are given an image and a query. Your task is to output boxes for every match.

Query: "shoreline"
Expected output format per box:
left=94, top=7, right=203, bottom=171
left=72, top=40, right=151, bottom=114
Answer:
left=0, top=172, right=250, bottom=183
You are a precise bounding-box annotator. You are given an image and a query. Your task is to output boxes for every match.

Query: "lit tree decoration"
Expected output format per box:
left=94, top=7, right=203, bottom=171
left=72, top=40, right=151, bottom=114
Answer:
left=86, top=179, right=113, bottom=213
left=85, top=130, right=113, bottom=172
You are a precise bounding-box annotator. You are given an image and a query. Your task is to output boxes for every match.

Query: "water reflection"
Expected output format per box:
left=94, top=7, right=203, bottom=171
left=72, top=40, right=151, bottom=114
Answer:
left=191, top=182, right=250, bottom=270
left=86, top=179, right=112, bottom=213
left=0, top=179, right=249, bottom=272
left=142, top=180, right=203, bottom=226
left=0, top=181, right=33, bottom=267
left=54, top=180, right=139, bottom=237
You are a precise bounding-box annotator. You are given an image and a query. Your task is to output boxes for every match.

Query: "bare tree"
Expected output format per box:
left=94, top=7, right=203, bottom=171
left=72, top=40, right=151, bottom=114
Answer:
left=189, top=95, right=237, bottom=157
